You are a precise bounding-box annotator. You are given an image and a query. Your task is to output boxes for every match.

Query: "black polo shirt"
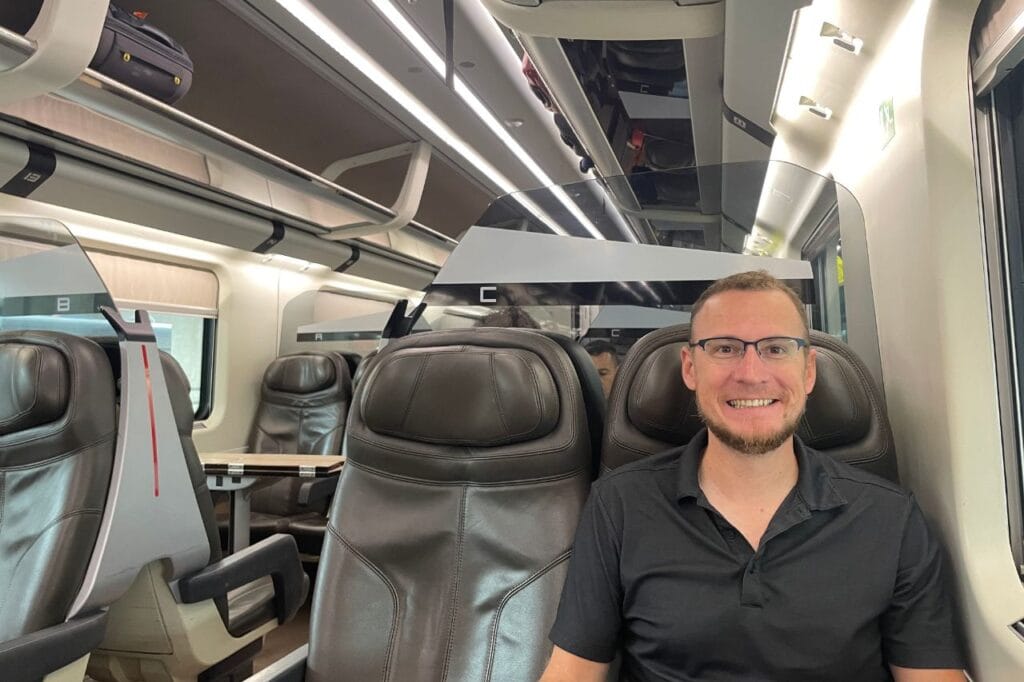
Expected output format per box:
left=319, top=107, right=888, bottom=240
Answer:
left=549, top=430, right=964, bottom=681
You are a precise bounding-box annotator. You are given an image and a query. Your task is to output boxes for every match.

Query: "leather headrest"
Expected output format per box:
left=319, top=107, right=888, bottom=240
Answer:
left=264, top=354, right=337, bottom=394
left=347, top=328, right=590, bottom=484
left=603, top=325, right=898, bottom=481
left=0, top=344, right=69, bottom=436
left=159, top=351, right=194, bottom=435
left=0, top=332, right=116, bottom=468
left=363, top=345, right=559, bottom=446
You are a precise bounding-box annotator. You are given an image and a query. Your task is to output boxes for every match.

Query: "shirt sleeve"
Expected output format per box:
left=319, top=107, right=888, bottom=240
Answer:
left=880, top=495, right=965, bottom=669
left=548, top=483, right=624, bottom=663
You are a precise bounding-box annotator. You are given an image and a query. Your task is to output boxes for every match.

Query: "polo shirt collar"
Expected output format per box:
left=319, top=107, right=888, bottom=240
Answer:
left=675, top=428, right=847, bottom=511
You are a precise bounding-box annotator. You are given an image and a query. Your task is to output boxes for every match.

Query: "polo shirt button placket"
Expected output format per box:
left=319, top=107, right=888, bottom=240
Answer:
left=740, top=558, right=764, bottom=607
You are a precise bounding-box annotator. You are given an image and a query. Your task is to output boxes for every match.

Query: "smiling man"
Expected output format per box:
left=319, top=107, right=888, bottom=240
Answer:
left=540, top=271, right=965, bottom=682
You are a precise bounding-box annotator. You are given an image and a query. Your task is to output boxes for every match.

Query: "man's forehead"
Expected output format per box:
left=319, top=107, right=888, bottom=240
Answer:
left=692, top=289, right=804, bottom=335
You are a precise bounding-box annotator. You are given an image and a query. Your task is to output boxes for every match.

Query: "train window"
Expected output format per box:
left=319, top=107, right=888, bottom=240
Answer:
left=89, top=251, right=219, bottom=420
left=980, top=60, right=1024, bottom=573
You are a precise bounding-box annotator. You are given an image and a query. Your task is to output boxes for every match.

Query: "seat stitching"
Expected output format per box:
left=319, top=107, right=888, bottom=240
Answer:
left=489, top=354, right=512, bottom=440
left=440, top=485, right=469, bottom=682
left=344, top=459, right=586, bottom=487
left=484, top=550, right=572, bottom=682
left=326, top=524, right=400, bottom=682
left=0, top=431, right=116, bottom=470
left=0, top=347, right=42, bottom=429
left=0, top=508, right=102, bottom=620
left=400, top=355, right=432, bottom=433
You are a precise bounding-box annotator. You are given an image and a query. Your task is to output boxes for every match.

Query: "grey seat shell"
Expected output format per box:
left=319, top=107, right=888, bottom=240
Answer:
left=307, top=328, right=592, bottom=681
left=602, top=325, right=898, bottom=481
left=0, top=332, right=116, bottom=641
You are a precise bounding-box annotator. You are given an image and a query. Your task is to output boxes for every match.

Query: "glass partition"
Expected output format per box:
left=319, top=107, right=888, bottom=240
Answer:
left=0, top=215, right=119, bottom=334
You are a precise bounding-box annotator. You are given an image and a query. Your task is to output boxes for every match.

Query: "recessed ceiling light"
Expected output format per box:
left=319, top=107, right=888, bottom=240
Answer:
left=504, top=118, right=524, bottom=128
left=459, top=60, right=475, bottom=68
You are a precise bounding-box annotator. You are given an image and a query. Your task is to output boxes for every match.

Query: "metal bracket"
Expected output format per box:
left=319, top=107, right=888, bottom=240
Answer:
left=0, top=0, right=108, bottom=108
left=321, top=141, right=432, bottom=240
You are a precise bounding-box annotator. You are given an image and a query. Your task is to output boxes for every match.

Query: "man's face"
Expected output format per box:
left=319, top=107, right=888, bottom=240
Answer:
left=590, top=352, right=618, bottom=398
left=680, top=289, right=816, bottom=455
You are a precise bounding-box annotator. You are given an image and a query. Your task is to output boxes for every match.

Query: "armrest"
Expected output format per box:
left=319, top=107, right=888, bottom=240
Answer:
left=298, top=474, right=340, bottom=507
left=178, top=534, right=305, bottom=625
left=0, top=611, right=108, bottom=682
left=245, top=643, right=308, bottom=682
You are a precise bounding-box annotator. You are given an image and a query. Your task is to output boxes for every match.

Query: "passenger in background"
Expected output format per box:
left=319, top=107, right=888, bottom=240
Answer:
left=541, top=271, right=965, bottom=682
left=584, top=340, right=619, bottom=398
left=477, top=306, right=541, bottom=329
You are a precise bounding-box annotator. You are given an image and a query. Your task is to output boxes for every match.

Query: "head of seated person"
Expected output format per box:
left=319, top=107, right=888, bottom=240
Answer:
left=541, top=270, right=966, bottom=682
left=584, top=339, right=619, bottom=398
left=476, top=306, right=540, bottom=329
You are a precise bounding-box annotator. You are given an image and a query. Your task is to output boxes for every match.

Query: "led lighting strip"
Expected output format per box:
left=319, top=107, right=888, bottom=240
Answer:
left=275, top=0, right=600, bottom=240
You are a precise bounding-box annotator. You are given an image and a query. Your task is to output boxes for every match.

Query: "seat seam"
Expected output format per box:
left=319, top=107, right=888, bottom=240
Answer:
left=484, top=550, right=572, bottom=682
left=326, top=524, right=400, bottom=682
left=440, top=485, right=469, bottom=682
left=0, top=508, right=103, bottom=621
left=345, top=459, right=587, bottom=487
left=489, top=354, right=512, bottom=441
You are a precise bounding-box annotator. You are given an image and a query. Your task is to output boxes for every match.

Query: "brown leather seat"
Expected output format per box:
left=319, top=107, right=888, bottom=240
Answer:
left=245, top=351, right=353, bottom=548
left=602, top=325, right=898, bottom=481
left=0, top=331, right=117, bottom=679
left=305, top=328, right=593, bottom=681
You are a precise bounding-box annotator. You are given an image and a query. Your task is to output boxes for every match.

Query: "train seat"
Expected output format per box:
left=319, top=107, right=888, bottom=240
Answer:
left=232, top=351, right=353, bottom=554
left=87, top=349, right=308, bottom=682
left=253, top=328, right=593, bottom=681
left=534, top=330, right=607, bottom=478
left=0, top=332, right=116, bottom=681
left=601, top=325, right=898, bottom=481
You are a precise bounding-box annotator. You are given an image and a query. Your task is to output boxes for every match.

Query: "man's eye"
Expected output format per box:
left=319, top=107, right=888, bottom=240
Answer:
left=765, top=344, right=787, bottom=356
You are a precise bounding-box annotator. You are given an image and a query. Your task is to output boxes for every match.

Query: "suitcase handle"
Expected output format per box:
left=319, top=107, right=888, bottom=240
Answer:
left=108, top=4, right=183, bottom=53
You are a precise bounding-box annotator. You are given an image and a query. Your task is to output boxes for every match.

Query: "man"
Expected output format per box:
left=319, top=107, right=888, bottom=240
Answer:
left=585, top=339, right=620, bottom=398
left=541, top=271, right=965, bottom=682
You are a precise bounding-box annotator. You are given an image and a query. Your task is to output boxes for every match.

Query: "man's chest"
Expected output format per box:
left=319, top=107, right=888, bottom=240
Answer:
left=617, top=502, right=898, bottom=679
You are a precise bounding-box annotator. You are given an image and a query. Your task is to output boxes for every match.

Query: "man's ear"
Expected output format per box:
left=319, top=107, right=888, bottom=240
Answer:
left=681, top=344, right=697, bottom=390
left=804, top=347, right=817, bottom=395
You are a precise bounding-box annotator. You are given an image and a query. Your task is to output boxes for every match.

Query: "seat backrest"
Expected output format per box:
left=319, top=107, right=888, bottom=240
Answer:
left=249, top=351, right=352, bottom=515
left=161, top=351, right=224, bottom=568
left=308, top=328, right=592, bottom=682
left=0, top=331, right=116, bottom=640
left=534, top=330, right=606, bottom=477
left=602, top=325, right=898, bottom=481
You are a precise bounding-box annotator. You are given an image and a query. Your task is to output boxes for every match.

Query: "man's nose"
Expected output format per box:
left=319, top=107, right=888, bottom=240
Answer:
left=733, top=344, right=770, bottom=379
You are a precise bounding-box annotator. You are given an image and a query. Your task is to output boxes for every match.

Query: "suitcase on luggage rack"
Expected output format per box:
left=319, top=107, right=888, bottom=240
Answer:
left=89, top=5, right=193, bottom=104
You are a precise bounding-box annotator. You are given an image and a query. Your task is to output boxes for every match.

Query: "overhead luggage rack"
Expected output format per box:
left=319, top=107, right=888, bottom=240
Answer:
left=0, top=19, right=455, bottom=274
left=482, top=0, right=729, bottom=249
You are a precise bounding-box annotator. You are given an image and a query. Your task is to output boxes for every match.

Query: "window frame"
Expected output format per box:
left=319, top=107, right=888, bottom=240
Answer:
left=976, top=69, right=1024, bottom=576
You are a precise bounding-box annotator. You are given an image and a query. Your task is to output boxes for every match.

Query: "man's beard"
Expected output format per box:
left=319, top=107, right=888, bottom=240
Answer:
left=696, top=398, right=803, bottom=456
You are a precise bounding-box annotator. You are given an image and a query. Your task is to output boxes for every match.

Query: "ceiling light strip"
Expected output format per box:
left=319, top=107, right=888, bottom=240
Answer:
left=274, top=0, right=567, bottom=236
left=371, top=0, right=606, bottom=241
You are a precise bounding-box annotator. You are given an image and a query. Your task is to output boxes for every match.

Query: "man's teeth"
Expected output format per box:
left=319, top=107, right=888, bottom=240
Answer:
left=727, top=399, right=775, bottom=408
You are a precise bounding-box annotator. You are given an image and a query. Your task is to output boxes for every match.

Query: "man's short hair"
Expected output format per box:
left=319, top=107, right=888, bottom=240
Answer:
left=585, top=340, right=619, bottom=365
left=477, top=306, right=541, bottom=329
left=690, top=270, right=809, bottom=338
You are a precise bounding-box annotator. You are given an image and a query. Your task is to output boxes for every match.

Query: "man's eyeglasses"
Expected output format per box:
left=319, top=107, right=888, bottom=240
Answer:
left=689, top=336, right=809, bottom=362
